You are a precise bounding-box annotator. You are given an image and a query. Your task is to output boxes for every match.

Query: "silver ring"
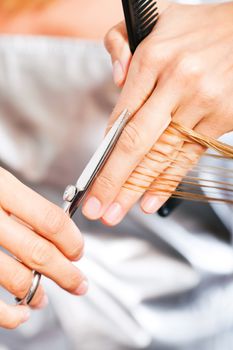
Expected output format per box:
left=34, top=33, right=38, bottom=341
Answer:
left=15, top=271, right=41, bottom=305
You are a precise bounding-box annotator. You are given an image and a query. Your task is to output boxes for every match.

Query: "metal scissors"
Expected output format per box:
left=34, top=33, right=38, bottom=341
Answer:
left=16, top=109, right=131, bottom=305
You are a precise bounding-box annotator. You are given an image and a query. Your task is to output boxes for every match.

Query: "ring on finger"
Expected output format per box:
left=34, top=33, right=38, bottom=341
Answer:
left=15, top=271, right=41, bottom=305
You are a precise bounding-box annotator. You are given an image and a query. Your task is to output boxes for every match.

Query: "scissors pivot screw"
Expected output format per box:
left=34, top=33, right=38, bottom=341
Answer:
left=63, top=185, right=77, bottom=202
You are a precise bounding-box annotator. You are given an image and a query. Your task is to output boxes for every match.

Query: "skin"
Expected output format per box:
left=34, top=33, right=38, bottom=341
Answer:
left=82, top=2, right=233, bottom=226
left=0, top=168, right=86, bottom=328
left=0, top=0, right=123, bottom=39
left=0, top=0, right=123, bottom=329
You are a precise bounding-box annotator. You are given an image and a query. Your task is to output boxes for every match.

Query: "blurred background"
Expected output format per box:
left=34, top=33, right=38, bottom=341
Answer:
left=0, top=1, right=233, bottom=349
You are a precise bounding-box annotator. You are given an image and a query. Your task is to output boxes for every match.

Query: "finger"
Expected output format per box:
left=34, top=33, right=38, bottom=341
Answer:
left=141, top=141, right=205, bottom=213
left=172, top=101, right=205, bottom=128
left=28, top=285, right=48, bottom=309
left=0, top=250, right=47, bottom=309
left=194, top=116, right=226, bottom=139
left=139, top=99, right=207, bottom=213
left=106, top=36, right=174, bottom=128
left=104, top=21, right=131, bottom=87
left=82, top=77, right=182, bottom=221
left=98, top=47, right=205, bottom=220
left=0, top=168, right=84, bottom=262
left=0, top=300, right=30, bottom=329
left=0, top=210, right=88, bottom=296
left=101, top=131, right=183, bottom=225
left=104, top=21, right=128, bottom=62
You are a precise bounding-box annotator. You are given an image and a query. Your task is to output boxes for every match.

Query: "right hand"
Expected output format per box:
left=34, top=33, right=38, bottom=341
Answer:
left=82, top=2, right=233, bottom=226
left=0, top=167, right=86, bottom=329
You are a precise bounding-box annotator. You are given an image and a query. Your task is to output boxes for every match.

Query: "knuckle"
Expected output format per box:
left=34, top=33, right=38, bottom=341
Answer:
left=104, top=21, right=127, bottom=53
left=67, top=237, right=84, bottom=261
left=66, top=272, right=80, bottom=292
left=43, top=205, right=67, bottom=236
left=136, top=41, right=169, bottom=71
left=197, top=78, right=221, bottom=107
left=95, top=173, right=116, bottom=193
left=104, top=27, right=117, bottom=52
left=118, top=121, right=146, bottom=154
left=135, top=49, right=153, bottom=75
left=139, top=47, right=155, bottom=67
left=30, top=239, right=53, bottom=268
left=9, top=271, right=29, bottom=298
left=176, top=54, right=203, bottom=79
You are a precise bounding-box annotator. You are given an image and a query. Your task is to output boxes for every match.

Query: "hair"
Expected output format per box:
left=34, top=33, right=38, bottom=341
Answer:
left=124, top=122, right=233, bottom=204
left=171, top=122, right=233, bottom=159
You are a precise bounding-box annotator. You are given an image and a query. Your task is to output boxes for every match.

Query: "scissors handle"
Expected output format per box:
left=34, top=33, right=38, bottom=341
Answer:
left=63, top=186, right=86, bottom=218
left=17, top=110, right=130, bottom=305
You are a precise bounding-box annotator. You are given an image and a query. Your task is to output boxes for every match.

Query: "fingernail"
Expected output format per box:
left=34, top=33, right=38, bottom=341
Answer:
left=83, top=197, right=102, bottom=219
left=103, top=203, right=123, bottom=225
left=21, top=308, right=31, bottom=323
left=37, top=295, right=49, bottom=309
left=74, top=280, right=89, bottom=296
left=113, top=60, right=124, bottom=86
left=141, top=196, right=160, bottom=214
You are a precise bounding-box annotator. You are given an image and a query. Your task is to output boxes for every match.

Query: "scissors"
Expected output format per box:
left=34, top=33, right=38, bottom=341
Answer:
left=16, top=109, right=131, bottom=305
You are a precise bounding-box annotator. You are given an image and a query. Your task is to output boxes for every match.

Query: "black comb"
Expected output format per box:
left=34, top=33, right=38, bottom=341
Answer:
left=121, top=0, right=159, bottom=54
left=122, top=0, right=182, bottom=217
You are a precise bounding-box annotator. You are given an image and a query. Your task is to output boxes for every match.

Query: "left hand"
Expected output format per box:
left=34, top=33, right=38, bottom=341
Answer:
left=82, top=2, right=233, bottom=225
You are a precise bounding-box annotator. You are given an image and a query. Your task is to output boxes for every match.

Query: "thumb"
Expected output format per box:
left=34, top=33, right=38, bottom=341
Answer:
left=104, top=21, right=132, bottom=87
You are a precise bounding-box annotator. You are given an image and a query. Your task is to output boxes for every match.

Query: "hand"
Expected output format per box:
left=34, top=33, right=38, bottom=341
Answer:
left=82, top=2, right=233, bottom=225
left=0, top=168, right=86, bottom=329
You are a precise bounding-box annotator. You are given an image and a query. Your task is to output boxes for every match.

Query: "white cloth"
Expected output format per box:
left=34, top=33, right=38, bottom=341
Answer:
left=0, top=36, right=233, bottom=350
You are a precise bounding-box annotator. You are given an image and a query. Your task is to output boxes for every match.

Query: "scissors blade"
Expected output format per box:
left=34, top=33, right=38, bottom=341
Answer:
left=76, top=109, right=130, bottom=191
left=63, top=109, right=131, bottom=217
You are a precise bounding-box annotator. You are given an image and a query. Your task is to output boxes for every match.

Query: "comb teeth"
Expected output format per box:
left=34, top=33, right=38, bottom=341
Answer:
left=132, top=0, right=158, bottom=42
left=122, top=0, right=159, bottom=53
left=131, top=0, right=159, bottom=43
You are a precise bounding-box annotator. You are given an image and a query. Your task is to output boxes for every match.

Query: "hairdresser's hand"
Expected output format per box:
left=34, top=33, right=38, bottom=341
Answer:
left=0, top=168, right=86, bottom=329
left=82, top=2, right=233, bottom=225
